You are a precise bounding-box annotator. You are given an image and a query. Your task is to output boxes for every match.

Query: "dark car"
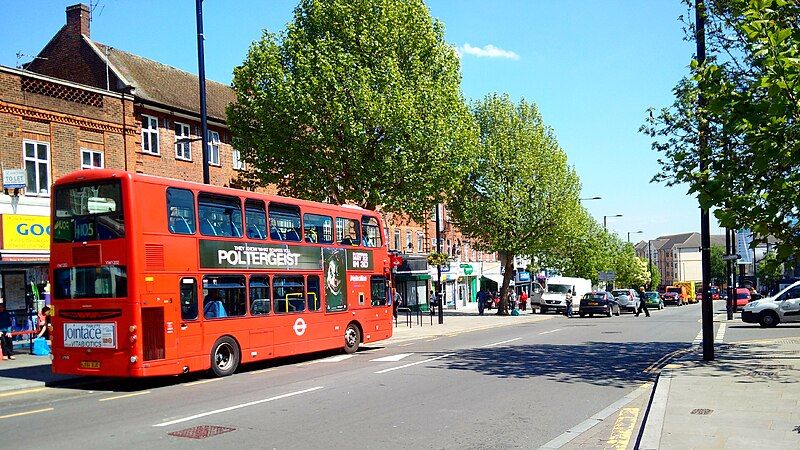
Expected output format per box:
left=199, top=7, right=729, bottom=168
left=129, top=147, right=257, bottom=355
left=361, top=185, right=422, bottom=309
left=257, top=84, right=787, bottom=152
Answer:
left=662, top=292, right=684, bottom=306
left=579, top=291, right=620, bottom=317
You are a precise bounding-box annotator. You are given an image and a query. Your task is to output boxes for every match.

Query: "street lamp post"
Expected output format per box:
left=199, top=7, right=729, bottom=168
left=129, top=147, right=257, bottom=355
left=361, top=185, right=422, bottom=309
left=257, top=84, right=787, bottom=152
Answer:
left=627, top=230, right=643, bottom=243
left=195, top=0, right=210, bottom=185
left=580, top=196, right=602, bottom=201
left=603, top=214, right=622, bottom=231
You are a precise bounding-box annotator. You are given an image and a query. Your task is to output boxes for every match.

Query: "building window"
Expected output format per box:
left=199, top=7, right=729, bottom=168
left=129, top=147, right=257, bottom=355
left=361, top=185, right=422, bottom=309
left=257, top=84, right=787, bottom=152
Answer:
left=80, top=149, right=104, bottom=169
left=174, top=122, right=191, bottom=160
left=232, top=148, right=245, bottom=170
left=417, top=232, right=424, bottom=253
left=405, top=230, right=412, bottom=251
left=394, top=229, right=401, bottom=250
left=208, top=131, right=220, bottom=166
left=23, top=140, right=49, bottom=196
left=141, top=115, right=159, bottom=154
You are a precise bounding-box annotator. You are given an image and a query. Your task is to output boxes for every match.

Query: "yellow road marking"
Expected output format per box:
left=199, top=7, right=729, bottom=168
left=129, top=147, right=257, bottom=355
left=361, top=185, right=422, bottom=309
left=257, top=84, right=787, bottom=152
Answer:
left=0, top=387, right=48, bottom=398
left=184, top=378, right=222, bottom=386
left=605, top=407, right=640, bottom=450
left=0, top=407, right=54, bottom=420
left=98, top=390, right=151, bottom=402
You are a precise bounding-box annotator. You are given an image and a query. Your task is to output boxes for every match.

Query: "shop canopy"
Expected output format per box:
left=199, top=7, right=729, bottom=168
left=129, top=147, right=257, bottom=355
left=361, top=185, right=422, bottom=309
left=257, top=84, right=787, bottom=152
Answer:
left=481, top=273, right=514, bottom=286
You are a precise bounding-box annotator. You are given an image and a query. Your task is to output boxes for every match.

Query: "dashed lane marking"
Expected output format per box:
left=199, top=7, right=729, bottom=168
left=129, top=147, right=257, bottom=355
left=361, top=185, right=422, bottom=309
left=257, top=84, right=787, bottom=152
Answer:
left=249, top=368, right=276, bottom=375
left=184, top=378, right=223, bottom=387
left=538, top=328, right=563, bottom=335
left=370, top=353, right=413, bottom=362
left=715, top=322, right=726, bottom=343
left=153, top=386, right=324, bottom=427
left=374, top=353, right=454, bottom=374
left=98, top=391, right=151, bottom=402
left=0, top=387, right=48, bottom=398
left=299, top=354, right=355, bottom=365
left=605, top=407, right=640, bottom=450
left=480, top=338, right=521, bottom=348
left=0, top=407, right=54, bottom=420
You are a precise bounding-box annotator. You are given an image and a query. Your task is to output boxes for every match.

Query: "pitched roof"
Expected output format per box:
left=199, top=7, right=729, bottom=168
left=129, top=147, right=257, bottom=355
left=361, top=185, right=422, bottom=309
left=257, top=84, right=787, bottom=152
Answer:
left=90, top=39, right=235, bottom=122
left=655, top=232, right=697, bottom=251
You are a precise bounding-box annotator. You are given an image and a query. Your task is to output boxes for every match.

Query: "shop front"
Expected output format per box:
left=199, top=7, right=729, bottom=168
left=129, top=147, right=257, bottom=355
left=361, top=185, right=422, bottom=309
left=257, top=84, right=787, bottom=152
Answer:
left=429, top=262, right=479, bottom=309
left=0, top=213, right=51, bottom=336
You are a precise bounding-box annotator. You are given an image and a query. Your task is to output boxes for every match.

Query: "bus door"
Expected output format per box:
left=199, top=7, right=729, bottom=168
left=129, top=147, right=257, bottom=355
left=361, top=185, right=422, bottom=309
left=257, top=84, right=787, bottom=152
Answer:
left=177, top=278, right=203, bottom=356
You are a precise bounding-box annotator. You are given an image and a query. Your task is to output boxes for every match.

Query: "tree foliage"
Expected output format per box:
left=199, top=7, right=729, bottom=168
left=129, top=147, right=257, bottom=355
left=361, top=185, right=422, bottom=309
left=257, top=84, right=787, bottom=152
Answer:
left=710, top=243, right=726, bottom=283
left=228, top=0, right=475, bottom=219
left=643, top=0, right=800, bottom=262
left=448, top=94, right=580, bottom=314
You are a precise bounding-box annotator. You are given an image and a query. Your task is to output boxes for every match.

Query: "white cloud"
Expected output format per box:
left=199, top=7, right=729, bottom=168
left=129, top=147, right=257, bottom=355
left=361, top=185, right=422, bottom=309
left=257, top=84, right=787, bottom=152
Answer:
left=458, top=43, right=519, bottom=60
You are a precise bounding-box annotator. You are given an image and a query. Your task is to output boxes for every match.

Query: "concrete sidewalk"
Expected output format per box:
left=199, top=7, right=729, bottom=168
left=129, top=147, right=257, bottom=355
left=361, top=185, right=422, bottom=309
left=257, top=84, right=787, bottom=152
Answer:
left=0, top=303, right=554, bottom=394
left=639, top=337, right=800, bottom=449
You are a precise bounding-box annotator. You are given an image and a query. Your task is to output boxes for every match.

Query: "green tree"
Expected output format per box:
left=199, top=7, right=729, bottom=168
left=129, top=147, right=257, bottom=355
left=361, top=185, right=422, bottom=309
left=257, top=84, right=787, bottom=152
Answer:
left=710, top=244, right=726, bottom=284
left=649, top=261, right=661, bottom=290
left=228, top=0, right=475, bottom=219
left=449, top=94, right=581, bottom=315
left=643, top=0, right=800, bottom=262
left=758, top=251, right=784, bottom=290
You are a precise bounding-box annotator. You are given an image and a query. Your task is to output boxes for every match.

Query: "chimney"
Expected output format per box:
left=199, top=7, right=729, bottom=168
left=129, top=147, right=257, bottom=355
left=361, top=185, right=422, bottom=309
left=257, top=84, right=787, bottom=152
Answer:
left=66, top=4, right=91, bottom=37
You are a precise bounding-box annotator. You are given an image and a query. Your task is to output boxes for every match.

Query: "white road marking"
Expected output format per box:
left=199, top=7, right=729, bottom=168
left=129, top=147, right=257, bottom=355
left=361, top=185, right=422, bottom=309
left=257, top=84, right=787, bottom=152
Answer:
left=692, top=329, right=703, bottom=345
left=370, top=353, right=413, bottom=362
left=303, top=354, right=355, bottom=365
left=99, top=391, right=151, bottom=402
left=480, top=338, right=521, bottom=348
left=0, top=407, right=54, bottom=420
left=374, top=353, right=454, bottom=374
left=538, top=328, right=563, bottom=335
left=153, top=386, right=324, bottom=427
left=715, top=322, right=726, bottom=343
left=184, top=378, right=222, bottom=387
left=249, top=368, right=276, bottom=375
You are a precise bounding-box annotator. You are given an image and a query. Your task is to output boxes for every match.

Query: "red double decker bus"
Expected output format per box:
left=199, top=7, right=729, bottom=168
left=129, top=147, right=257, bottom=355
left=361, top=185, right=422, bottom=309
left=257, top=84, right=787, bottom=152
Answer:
left=50, top=170, right=393, bottom=377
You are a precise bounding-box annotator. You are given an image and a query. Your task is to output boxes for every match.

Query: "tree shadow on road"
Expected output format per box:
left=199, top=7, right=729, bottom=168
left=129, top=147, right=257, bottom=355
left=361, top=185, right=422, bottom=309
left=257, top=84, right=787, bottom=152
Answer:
left=440, top=341, right=690, bottom=388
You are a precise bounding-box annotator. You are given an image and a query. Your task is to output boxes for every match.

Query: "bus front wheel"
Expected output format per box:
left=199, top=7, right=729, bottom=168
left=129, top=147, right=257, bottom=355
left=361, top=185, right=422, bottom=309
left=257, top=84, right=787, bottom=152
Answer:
left=344, top=323, right=360, bottom=354
left=210, top=336, right=240, bottom=377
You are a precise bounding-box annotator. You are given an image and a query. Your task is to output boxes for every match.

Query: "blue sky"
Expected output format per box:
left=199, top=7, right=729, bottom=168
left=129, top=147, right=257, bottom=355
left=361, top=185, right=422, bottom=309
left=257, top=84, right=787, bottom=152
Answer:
left=0, top=0, right=720, bottom=242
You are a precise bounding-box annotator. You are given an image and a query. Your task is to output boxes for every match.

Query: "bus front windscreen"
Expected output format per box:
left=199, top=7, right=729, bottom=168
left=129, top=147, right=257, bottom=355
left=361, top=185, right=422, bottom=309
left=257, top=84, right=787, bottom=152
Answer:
left=53, top=181, right=124, bottom=242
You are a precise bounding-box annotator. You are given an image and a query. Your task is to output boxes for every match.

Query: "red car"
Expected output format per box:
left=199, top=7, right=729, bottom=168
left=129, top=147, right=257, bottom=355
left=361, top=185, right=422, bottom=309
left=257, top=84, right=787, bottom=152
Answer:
left=735, top=288, right=751, bottom=311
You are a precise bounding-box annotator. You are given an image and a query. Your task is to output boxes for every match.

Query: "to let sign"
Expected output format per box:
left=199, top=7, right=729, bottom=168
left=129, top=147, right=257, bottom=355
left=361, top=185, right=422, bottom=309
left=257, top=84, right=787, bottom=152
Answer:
left=2, top=169, right=25, bottom=189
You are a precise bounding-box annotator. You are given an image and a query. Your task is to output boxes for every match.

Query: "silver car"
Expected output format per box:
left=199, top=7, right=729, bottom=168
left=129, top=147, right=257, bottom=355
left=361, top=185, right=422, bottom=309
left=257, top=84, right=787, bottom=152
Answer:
left=612, top=289, right=640, bottom=313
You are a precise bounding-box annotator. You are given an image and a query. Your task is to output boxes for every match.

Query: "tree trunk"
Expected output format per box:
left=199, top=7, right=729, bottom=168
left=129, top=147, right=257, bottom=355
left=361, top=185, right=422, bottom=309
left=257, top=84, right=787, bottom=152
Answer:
left=496, top=251, right=515, bottom=316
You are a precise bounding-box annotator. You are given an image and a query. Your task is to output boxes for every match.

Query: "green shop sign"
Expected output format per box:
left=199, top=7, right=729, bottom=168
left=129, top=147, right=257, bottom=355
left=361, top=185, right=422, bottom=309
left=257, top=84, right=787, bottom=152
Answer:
left=199, top=240, right=323, bottom=270
left=460, top=263, right=474, bottom=275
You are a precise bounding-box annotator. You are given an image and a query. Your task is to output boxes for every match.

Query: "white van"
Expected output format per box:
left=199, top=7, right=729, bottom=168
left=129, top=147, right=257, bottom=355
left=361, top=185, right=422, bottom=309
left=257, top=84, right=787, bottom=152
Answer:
left=537, top=276, right=591, bottom=314
left=741, top=280, right=800, bottom=327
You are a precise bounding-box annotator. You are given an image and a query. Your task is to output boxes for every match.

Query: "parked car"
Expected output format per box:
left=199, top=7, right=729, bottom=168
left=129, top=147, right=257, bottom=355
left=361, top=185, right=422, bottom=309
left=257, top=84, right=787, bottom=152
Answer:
left=578, top=291, right=620, bottom=317
left=612, top=288, right=640, bottom=313
left=642, top=291, right=664, bottom=310
left=742, top=281, right=800, bottom=327
left=662, top=291, right=684, bottom=306
left=735, top=288, right=751, bottom=311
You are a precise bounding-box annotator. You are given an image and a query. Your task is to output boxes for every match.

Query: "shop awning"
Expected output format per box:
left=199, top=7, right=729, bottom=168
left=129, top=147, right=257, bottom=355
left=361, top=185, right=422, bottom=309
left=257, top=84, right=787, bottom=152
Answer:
left=481, top=273, right=514, bottom=286
left=394, top=273, right=431, bottom=282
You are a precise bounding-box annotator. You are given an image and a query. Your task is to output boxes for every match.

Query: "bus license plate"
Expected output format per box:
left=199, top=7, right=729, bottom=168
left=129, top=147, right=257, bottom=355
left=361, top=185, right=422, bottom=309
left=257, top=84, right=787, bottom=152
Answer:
left=80, top=361, right=100, bottom=369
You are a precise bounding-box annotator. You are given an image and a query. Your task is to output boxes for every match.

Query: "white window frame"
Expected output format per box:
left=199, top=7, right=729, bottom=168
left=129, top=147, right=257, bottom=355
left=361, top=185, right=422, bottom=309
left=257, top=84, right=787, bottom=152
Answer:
left=417, top=232, right=424, bottom=253
left=405, top=230, right=412, bottom=251
left=208, top=131, right=220, bottom=166
left=141, top=114, right=160, bottom=155
left=80, top=148, right=104, bottom=169
left=174, top=122, right=192, bottom=161
left=394, top=229, right=401, bottom=250
left=23, top=140, right=50, bottom=196
left=232, top=148, right=245, bottom=170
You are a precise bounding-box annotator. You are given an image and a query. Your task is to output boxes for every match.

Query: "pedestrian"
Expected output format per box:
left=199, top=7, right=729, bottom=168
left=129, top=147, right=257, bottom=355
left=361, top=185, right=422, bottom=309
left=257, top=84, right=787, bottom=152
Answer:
left=392, top=288, right=401, bottom=319
left=519, top=290, right=528, bottom=311
left=564, top=290, right=573, bottom=317
left=36, top=306, right=52, bottom=341
left=477, top=288, right=487, bottom=316
left=429, top=291, right=437, bottom=315
left=0, top=304, right=14, bottom=360
left=635, top=286, right=650, bottom=317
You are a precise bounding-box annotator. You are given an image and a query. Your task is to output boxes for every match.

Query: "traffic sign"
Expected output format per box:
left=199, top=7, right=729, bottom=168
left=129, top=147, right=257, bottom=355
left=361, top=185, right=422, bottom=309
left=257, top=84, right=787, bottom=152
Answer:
left=722, top=254, right=740, bottom=261
left=599, top=271, right=616, bottom=281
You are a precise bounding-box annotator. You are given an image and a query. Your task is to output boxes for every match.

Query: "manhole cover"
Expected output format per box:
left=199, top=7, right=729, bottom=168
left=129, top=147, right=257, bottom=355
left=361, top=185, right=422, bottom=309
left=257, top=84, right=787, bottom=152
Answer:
left=168, top=425, right=236, bottom=439
left=691, top=408, right=713, bottom=415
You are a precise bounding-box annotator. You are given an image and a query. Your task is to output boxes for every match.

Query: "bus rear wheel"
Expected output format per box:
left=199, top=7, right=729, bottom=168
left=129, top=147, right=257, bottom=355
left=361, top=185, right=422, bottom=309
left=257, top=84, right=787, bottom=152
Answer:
left=344, top=323, right=360, bottom=354
left=210, top=336, right=240, bottom=377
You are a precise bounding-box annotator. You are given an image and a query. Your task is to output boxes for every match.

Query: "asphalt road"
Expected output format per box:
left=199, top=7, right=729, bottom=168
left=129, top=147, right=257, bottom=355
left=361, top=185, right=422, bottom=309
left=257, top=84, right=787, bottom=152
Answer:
left=0, top=300, right=786, bottom=449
